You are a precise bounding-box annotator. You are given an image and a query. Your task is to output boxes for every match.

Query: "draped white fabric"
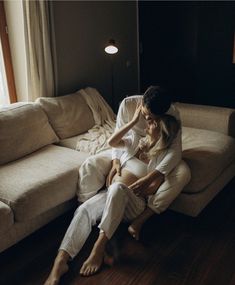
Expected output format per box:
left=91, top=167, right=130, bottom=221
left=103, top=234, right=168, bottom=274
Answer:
left=23, top=0, right=54, bottom=101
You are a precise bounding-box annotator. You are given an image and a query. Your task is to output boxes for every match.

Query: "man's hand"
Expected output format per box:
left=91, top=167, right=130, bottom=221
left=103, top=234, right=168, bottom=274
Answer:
left=129, top=177, right=148, bottom=197
left=129, top=171, right=164, bottom=198
left=106, top=159, right=121, bottom=186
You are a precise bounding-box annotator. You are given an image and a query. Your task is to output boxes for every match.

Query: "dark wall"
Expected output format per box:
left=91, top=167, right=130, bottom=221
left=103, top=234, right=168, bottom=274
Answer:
left=51, top=1, right=139, bottom=112
left=139, top=1, right=235, bottom=108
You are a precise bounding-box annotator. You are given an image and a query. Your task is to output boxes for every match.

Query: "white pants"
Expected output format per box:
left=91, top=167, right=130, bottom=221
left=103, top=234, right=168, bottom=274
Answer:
left=60, top=182, right=145, bottom=259
left=78, top=151, right=191, bottom=214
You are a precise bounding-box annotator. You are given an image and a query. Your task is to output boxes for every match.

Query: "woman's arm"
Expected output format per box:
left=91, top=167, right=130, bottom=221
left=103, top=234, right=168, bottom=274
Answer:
left=108, top=105, right=142, bottom=148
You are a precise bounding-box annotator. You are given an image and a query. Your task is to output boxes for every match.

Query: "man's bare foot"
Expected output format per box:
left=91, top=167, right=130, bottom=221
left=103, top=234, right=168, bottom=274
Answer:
left=44, top=251, right=69, bottom=285
left=80, top=248, right=104, bottom=276
left=128, top=223, right=141, bottom=241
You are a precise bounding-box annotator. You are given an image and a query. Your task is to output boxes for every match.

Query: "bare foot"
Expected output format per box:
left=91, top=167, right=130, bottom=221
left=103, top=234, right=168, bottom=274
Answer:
left=44, top=255, right=69, bottom=285
left=128, top=223, right=141, bottom=241
left=80, top=249, right=104, bottom=276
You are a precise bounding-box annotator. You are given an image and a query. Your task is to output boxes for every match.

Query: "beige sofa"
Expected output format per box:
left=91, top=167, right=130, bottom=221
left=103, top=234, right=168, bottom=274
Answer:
left=0, top=91, right=235, bottom=253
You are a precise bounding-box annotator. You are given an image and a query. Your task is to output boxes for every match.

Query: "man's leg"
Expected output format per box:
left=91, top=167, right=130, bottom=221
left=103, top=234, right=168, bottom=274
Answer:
left=78, top=150, right=112, bottom=202
left=128, top=160, right=191, bottom=240
left=128, top=207, right=154, bottom=240
left=44, top=191, right=107, bottom=284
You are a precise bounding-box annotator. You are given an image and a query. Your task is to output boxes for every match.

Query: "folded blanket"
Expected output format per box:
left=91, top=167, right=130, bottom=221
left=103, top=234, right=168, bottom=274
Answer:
left=76, top=87, right=116, bottom=155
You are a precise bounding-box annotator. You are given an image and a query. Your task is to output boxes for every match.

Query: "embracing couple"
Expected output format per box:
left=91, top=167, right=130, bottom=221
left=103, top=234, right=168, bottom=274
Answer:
left=44, top=86, right=191, bottom=285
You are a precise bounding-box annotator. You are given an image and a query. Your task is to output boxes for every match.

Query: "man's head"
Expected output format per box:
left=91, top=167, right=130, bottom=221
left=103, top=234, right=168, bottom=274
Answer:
left=141, top=86, right=171, bottom=122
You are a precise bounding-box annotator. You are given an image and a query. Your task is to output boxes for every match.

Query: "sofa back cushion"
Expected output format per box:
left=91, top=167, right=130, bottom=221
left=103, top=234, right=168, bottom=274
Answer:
left=37, top=93, right=95, bottom=139
left=0, top=103, right=59, bottom=165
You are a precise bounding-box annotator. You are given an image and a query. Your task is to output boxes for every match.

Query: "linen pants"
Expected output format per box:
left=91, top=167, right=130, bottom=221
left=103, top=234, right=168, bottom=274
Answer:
left=78, top=152, right=191, bottom=214
left=60, top=182, right=145, bottom=259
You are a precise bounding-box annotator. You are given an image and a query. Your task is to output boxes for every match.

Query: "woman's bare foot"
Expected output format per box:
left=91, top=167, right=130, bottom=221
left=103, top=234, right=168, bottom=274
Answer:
left=44, top=251, right=70, bottom=285
left=80, top=231, right=108, bottom=276
left=128, top=223, right=141, bottom=241
left=80, top=248, right=104, bottom=276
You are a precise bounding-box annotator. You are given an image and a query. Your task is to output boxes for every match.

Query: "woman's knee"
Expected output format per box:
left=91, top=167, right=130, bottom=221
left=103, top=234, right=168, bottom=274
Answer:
left=108, top=182, right=128, bottom=200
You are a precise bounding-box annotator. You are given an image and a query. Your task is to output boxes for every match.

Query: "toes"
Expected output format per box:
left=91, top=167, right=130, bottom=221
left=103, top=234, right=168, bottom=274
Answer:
left=80, top=264, right=86, bottom=275
left=80, top=263, right=99, bottom=276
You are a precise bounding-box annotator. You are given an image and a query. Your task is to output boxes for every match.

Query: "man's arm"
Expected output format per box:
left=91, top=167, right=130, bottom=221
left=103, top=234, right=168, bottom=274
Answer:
left=129, top=169, right=164, bottom=197
left=129, top=122, right=182, bottom=195
left=155, top=130, right=182, bottom=176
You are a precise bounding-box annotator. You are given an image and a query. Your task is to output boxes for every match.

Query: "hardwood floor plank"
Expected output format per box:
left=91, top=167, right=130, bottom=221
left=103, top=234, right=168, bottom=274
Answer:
left=1, top=179, right=234, bottom=285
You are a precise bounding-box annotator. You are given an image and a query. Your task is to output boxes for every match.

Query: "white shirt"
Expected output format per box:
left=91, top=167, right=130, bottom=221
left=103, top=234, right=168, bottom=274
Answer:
left=112, top=95, right=182, bottom=176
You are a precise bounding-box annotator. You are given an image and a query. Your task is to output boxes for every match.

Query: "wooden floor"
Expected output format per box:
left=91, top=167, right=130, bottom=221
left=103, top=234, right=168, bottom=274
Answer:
left=1, top=178, right=235, bottom=285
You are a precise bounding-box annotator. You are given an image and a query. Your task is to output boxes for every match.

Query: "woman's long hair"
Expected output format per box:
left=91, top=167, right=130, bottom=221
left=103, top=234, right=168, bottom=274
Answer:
left=139, top=114, right=180, bottom=158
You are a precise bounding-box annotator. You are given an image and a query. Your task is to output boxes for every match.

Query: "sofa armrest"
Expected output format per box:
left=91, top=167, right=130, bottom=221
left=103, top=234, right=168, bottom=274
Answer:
left=175, top=102, right=235, bottom=137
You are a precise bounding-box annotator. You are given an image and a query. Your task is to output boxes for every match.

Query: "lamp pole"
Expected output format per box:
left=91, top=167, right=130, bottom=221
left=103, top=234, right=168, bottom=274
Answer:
left=110, top=55, right=115, bottom=110
left=104, top=39, right=118, bottom=111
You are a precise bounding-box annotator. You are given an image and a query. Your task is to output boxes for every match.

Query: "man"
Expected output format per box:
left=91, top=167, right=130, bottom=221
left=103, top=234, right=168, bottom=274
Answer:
left=78, top=86, right=191, bottom=240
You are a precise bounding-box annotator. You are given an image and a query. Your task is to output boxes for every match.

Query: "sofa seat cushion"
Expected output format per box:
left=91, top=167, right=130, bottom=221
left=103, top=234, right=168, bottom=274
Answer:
left=182, top=127, right=235, bottom=193
left=0, top=145, right=89, bottom=222
left=0, top=103, right=59, bottom=165
left=0, top=201, right=14, bottom=234
left=57, top=132, right=88, bottom=150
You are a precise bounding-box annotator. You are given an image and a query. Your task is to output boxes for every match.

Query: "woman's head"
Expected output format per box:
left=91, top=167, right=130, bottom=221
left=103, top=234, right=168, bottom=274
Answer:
left=140, top=114, right=180, bottom=158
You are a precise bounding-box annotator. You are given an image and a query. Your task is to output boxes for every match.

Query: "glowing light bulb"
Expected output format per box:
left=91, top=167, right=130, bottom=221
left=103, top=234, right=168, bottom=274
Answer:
left=104, top=39, right=118, bottom=54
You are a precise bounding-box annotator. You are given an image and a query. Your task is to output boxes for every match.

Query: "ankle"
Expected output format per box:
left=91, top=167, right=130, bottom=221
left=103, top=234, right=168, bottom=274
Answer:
left=55, top=251, right=70, bottom=265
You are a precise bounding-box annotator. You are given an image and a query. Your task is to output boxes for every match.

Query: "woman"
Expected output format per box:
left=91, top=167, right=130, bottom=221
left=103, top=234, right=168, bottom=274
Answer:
left=44, top=104, right=180, bottom=285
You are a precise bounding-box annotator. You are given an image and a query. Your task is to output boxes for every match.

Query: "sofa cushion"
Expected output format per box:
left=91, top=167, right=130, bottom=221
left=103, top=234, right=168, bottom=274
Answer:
left=182, top=127, right=235, bottom=193
left=57, top=132, right=88, bottom=150
left=37, top=93, right=95, bottom=139
left=0, top=103, right=59, bottom=165
left=0, top=202, right=14, bottom=234
left=0, top=145, right=89, bottom=222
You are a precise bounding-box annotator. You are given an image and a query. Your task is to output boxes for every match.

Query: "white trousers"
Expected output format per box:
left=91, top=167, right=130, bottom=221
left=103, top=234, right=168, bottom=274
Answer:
left=78, top=150, right=191, bottom=214
left=60, top=182, right=145, bottom=259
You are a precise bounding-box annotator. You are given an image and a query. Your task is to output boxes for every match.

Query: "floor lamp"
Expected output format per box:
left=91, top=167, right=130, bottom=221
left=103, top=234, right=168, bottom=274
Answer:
left=104, top=39, right=118, bottom=111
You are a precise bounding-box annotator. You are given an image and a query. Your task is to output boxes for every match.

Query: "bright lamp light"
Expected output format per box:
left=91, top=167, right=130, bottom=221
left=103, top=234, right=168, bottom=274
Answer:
left=104, top=39, right=118, bottom=54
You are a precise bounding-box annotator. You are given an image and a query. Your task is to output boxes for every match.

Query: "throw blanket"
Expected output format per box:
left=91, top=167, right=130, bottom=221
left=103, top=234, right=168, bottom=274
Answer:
left=76, top=87, right=116, bottom=155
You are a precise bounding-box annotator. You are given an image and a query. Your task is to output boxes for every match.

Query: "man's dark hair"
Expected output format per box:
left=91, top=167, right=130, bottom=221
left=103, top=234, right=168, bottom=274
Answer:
left=143, top=86, right=171, bottom=115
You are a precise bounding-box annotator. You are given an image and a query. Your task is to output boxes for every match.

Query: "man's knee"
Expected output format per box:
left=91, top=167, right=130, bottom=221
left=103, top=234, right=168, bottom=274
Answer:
left=147, top=161, right=191, bottom=214
left=169, top=160, right=191, bottom=186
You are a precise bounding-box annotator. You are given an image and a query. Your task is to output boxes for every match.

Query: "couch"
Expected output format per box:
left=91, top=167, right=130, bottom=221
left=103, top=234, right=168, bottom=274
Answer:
left=0, top=89, right=235, bottom=253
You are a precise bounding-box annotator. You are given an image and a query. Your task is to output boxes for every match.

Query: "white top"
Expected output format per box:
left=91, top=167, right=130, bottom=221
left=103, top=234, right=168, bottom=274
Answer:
left=112, top=95, right=182, bottom=176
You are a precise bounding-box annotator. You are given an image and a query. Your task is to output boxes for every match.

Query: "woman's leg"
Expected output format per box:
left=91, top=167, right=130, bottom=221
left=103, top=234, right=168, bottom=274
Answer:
left=80, top=182, right=146, bottom=276
left=44, top=191, right=107, bottom=285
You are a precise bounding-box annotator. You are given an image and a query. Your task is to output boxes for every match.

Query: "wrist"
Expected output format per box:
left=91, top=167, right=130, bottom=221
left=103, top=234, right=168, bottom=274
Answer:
left=112, top=159, right=120, bottom=166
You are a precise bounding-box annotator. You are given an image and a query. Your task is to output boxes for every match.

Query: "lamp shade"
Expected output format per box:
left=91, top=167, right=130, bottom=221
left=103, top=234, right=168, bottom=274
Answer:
left=104, top=39, right=118, bottom=54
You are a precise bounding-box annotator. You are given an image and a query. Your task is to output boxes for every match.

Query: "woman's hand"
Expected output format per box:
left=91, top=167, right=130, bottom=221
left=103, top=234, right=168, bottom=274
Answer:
left=106, top=159, right=121, bottom=186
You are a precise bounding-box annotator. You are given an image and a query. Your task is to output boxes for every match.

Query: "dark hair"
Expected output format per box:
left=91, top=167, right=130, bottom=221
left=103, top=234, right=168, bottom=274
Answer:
left=143, top=86, right=171, bottom=115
